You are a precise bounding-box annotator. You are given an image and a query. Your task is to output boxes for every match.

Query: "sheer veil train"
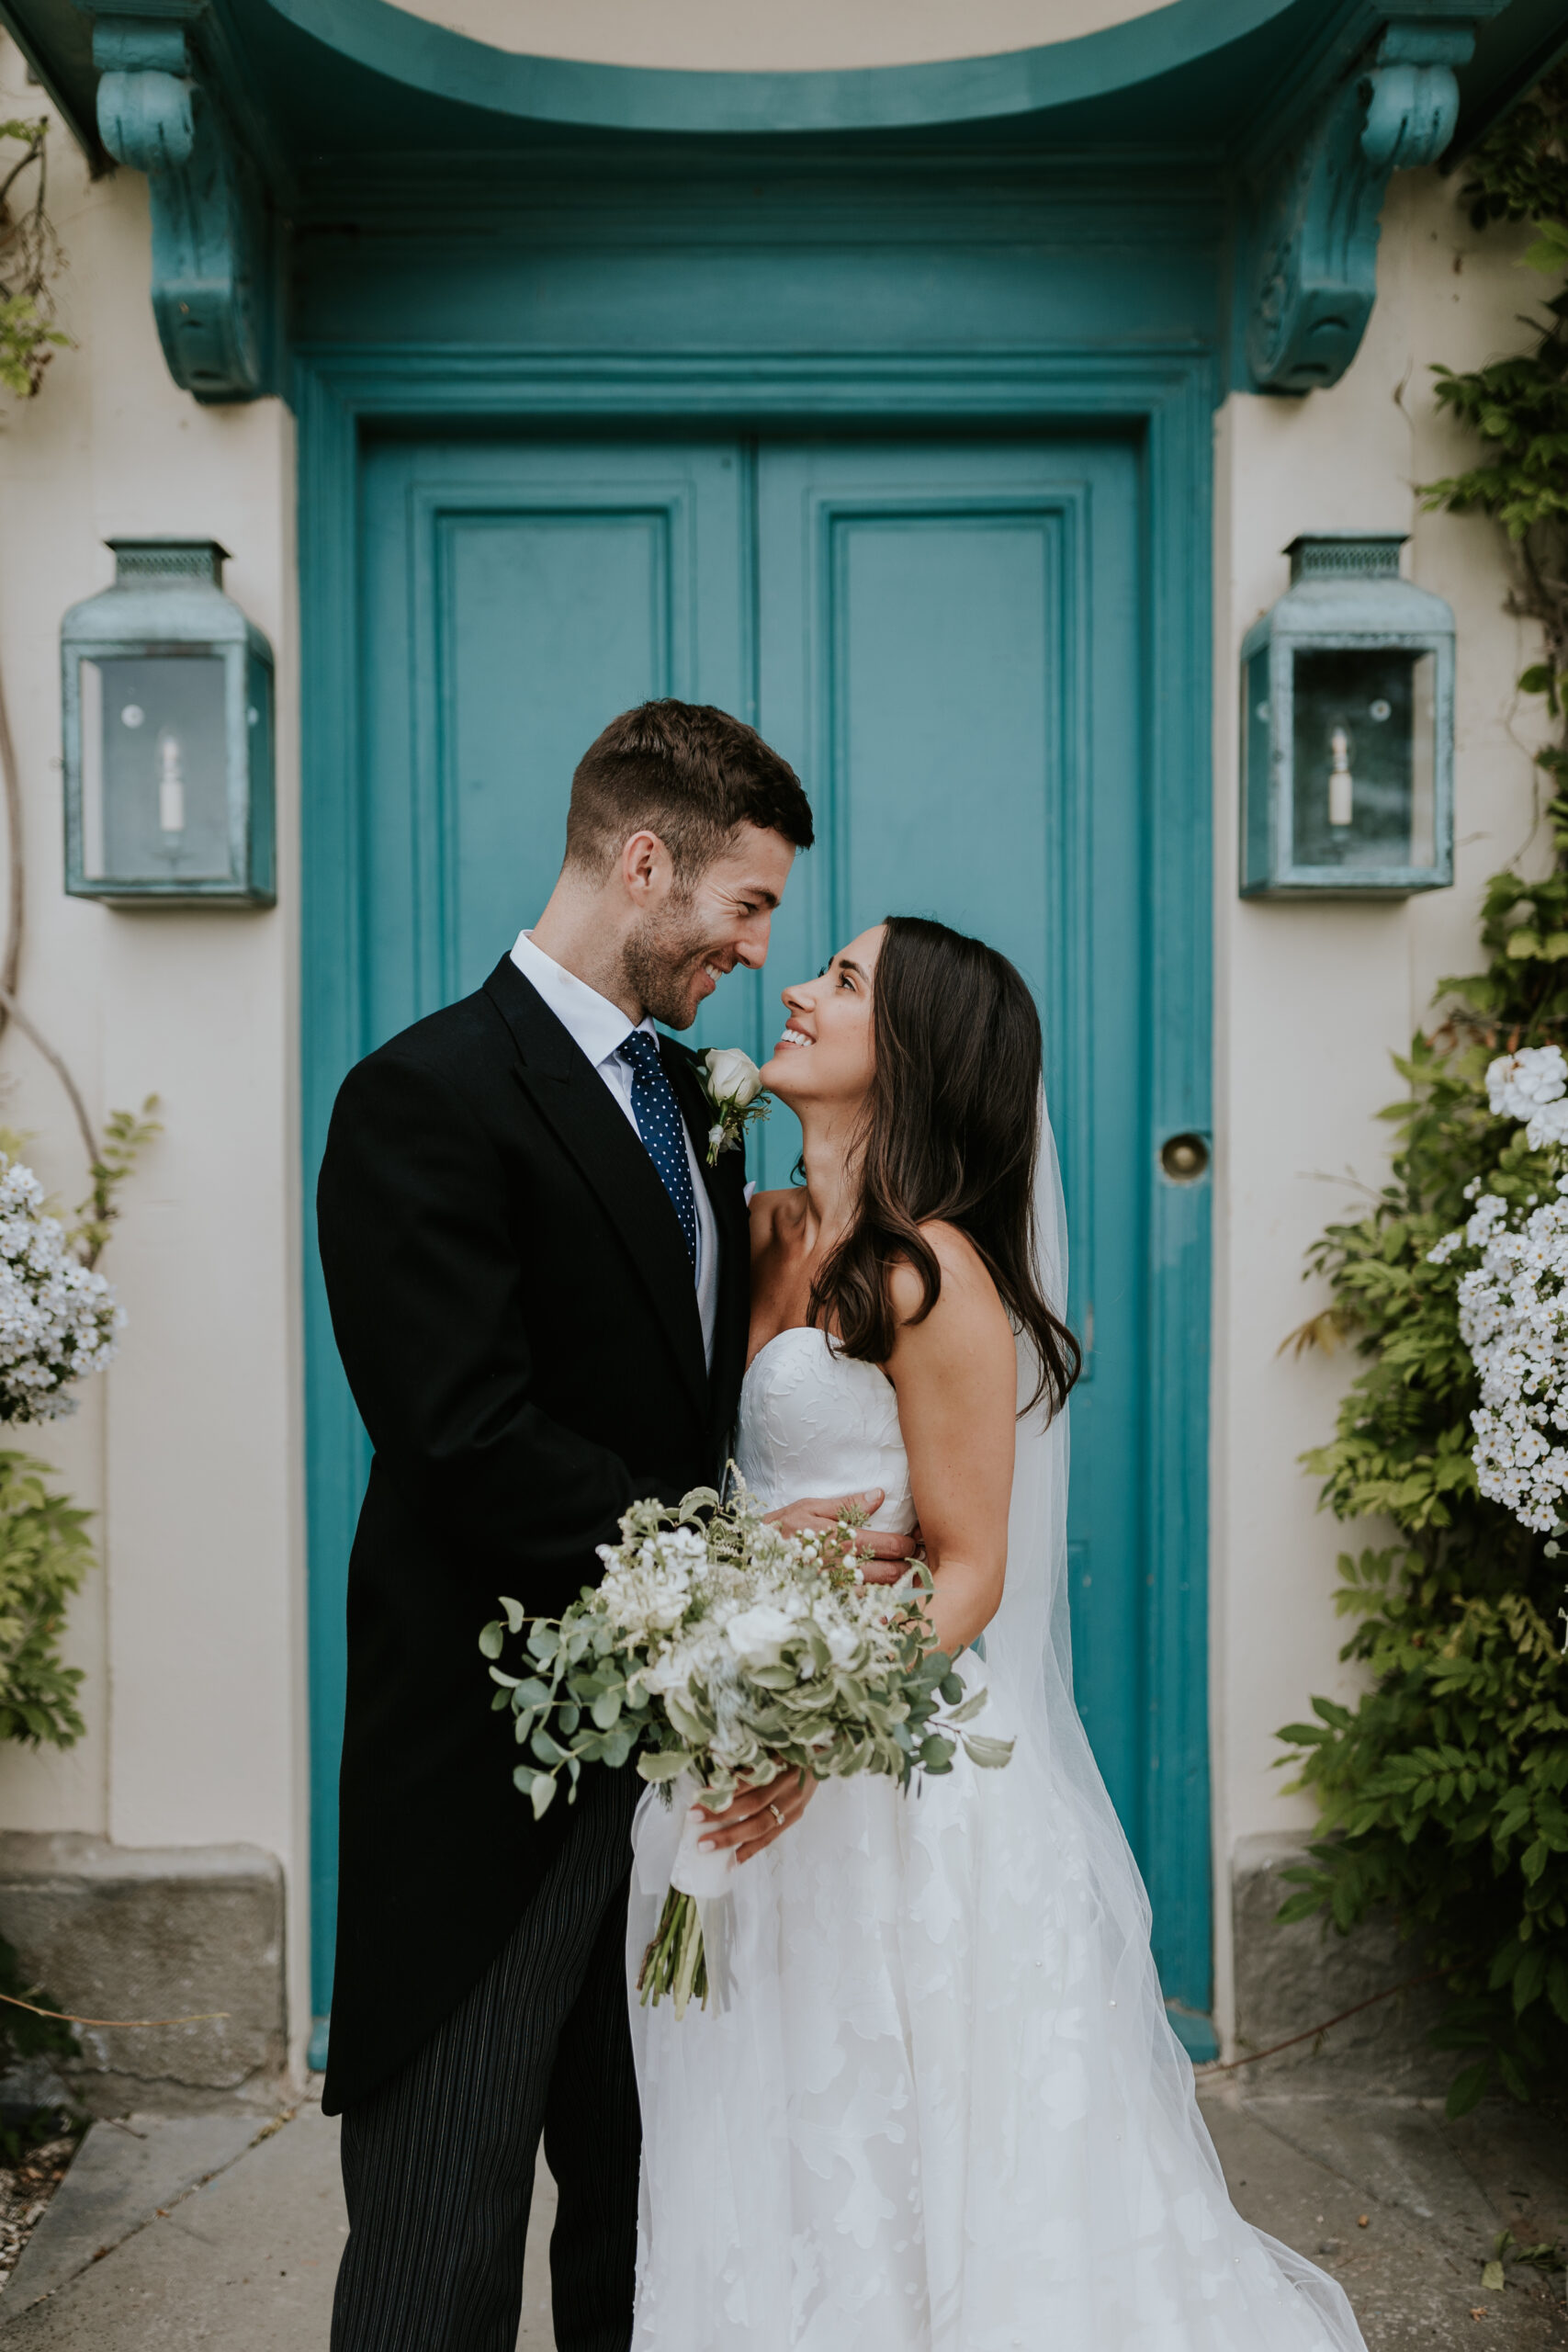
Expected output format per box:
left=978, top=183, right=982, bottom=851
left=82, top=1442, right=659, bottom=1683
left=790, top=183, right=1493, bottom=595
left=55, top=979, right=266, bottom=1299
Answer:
left=975, top=1085, right=1368, bottom=2345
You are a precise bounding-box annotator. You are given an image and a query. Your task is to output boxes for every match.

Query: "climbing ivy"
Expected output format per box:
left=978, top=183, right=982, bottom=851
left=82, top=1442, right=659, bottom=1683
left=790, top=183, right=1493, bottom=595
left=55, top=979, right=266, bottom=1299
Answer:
left=1278, top=72, right=1568, bottom=2117
left=0, top=119, right=67, bottom=402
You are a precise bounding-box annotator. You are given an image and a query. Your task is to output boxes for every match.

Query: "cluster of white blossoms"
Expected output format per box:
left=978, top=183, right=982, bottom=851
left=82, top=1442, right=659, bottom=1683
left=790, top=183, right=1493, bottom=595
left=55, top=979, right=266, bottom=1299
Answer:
left=620, top=1511, right=879, bottom=1751
left=596, top=1524, right=707, bottom=1642
left=1428, top=1044, right=1568, bottom=1530
left=1484, top=1043, right=1568, bottom=1148
left=0, top=1157, right=121, bottom=1422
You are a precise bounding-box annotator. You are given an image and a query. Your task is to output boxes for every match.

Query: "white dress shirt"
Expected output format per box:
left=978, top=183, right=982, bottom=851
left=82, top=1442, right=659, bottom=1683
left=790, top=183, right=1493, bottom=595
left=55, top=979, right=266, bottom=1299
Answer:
left=511, top=930, right=719, bottom=1369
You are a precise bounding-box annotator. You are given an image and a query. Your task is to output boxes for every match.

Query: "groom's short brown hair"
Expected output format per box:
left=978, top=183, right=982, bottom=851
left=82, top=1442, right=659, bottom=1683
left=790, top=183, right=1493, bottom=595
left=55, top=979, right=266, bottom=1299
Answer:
left=565, top=700, right=814, bottom=882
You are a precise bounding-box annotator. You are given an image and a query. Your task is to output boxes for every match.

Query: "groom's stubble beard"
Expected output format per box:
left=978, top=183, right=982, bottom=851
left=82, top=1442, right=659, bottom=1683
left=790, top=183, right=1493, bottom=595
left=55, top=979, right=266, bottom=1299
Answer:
left=621, top=886, right=725, bottom=1030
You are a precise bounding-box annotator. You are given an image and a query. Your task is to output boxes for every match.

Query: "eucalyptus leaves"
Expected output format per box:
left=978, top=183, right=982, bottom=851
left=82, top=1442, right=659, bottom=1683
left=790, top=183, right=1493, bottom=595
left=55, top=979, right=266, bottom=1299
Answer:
left=480, top=1480, right=1010, bottom=2013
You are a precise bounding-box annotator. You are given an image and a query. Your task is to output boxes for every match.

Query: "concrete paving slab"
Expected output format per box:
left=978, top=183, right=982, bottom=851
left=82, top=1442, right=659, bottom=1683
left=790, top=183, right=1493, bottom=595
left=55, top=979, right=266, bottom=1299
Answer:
left=3, top=2114, right=258, bottom=2319
left=0, top=2104, right=344, bottom=2349
left=0, top=2079, right=1557, bottom=2348
left=1199, top=2085, right=1568, bottom=2352
left=0, top=2099, right=557, bottom=2351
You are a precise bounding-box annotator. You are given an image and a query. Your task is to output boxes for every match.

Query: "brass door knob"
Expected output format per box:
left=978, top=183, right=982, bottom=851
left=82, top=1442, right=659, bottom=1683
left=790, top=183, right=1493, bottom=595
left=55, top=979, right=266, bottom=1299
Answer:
left=1159, top=1132, right=1210, bottom=1182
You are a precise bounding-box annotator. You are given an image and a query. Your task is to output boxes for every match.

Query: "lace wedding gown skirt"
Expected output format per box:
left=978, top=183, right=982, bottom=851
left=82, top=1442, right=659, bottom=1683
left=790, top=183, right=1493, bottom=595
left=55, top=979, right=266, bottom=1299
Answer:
left=626, top=1328, right=1366, bottom=2352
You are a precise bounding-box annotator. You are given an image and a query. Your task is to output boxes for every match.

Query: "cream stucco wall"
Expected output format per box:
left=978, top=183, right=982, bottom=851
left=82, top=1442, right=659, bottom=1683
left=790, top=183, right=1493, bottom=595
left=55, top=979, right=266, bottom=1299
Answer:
left=1208, top=170, right=1548, bottom=2041
left=0, top=40, right=309, bottom=2072
left=380, top=0, right=1163, bottom=71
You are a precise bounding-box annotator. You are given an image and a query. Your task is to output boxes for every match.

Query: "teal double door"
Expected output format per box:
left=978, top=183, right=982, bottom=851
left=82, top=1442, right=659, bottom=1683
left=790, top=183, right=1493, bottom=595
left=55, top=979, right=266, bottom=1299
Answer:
left=315, top=425, right=1208, bottom=2038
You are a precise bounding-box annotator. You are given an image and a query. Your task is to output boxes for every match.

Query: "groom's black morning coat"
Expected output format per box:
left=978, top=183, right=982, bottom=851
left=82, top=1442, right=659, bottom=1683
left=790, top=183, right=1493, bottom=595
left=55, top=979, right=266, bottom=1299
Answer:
left=316, top=956, right=750, bottom=2115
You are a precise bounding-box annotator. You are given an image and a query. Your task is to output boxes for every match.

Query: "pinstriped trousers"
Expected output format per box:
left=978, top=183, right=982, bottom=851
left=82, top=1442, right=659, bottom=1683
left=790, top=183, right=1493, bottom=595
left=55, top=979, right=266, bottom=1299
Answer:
left=331, top=1764, right=642, bottom=2352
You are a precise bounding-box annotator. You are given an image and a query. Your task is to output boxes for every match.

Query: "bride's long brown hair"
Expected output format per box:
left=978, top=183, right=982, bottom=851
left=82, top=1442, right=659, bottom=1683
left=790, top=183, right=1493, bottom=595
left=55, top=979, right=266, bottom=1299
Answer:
left=807, top=915, right=1080, bottom=1417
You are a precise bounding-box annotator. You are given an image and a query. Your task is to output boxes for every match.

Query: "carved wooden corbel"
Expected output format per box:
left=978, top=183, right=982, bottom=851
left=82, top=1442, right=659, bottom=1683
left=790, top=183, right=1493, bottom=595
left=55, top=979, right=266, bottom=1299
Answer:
left=1245, top=18, right=1487, bottom=395
left=86, top=1, right=269, bottom=401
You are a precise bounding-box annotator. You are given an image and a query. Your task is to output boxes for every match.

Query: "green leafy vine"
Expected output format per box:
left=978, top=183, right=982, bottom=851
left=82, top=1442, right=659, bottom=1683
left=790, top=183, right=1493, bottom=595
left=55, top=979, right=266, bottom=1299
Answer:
left=1278, top=72, right=1568, bottom=2119
left=0, top=118, right=67, bottom=402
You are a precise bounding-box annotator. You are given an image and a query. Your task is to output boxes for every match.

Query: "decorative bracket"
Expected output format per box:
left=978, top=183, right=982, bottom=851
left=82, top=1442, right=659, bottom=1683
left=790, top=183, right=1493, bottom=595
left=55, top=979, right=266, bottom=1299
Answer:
left=85, top=0, right=270, bottom=401
left=1245, top=19, right=1478, bottom=394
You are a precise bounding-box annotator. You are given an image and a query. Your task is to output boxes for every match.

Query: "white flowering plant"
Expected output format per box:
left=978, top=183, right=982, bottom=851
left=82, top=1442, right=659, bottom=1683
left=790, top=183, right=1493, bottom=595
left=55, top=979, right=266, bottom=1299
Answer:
left=697, top=1046, right=768, bottom=1167
left=1279, top=871, right=1568, bottom=2116
left=0, top=1156, right=121, bottom=1423
left=480, top=1480, right=1010, bottom=2015
left=1425, top=1046, right=1568, bottom=1532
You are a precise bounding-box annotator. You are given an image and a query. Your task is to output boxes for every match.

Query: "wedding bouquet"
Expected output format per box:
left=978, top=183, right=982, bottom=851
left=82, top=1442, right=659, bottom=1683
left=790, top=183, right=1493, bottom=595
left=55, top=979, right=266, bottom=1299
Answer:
left=0, top=1155, right=121, bottom=1422
left=480, top=1481, right=1011, bottom=2014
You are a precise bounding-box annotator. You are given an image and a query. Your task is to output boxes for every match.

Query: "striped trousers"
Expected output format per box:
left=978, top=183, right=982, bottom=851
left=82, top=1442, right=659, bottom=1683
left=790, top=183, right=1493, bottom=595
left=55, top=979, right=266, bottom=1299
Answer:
left=331, top=1765, right=641, bottom=2352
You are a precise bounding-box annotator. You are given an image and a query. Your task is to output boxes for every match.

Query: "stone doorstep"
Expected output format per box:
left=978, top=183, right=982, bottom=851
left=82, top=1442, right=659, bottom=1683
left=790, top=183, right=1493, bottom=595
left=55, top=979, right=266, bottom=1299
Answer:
left=1229, top=1835, right=1450, bottom=2092
left=0, top=1836, right=288, bottom=2116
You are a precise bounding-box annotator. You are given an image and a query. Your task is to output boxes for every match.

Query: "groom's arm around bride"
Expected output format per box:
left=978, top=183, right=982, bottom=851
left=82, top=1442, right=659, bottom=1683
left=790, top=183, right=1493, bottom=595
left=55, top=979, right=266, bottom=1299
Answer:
left=319, top=702, right=818, bottom=2352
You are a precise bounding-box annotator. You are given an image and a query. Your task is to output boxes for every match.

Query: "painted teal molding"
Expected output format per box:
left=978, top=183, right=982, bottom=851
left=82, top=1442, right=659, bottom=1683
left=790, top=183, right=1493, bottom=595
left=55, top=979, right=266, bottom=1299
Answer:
left=266, top=0, right=1297, bottom=135
left=296, top=339, right=1215, bottom=2039
left=88, top=6, right=270, bottom=400
left=1243, top=16, right=1486, bottom=390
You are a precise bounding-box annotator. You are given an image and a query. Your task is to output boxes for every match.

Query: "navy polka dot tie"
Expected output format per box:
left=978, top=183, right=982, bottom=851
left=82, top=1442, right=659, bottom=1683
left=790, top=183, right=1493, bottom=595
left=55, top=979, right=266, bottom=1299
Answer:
left=619, top=1031, right=699, bottom=1272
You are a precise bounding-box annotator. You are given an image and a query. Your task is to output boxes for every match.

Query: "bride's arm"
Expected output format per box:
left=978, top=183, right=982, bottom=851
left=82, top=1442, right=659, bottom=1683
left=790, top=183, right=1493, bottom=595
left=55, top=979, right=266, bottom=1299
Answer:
left=883, top=1225, right=1018, bottom=1660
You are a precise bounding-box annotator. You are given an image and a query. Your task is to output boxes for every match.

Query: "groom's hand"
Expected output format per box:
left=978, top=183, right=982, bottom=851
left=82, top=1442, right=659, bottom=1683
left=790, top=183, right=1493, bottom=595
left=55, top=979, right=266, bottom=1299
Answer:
left=765, top=1490, right=921, bottom=1581
left=696, top=1770, right=816, bottom=1864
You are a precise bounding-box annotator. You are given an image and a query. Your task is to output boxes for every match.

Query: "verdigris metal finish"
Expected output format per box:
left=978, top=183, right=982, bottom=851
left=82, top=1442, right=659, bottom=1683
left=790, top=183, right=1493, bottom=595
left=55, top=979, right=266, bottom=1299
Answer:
left=89, top=4, right=269, bottom=401
left=61, top=537, right=276, bottom=907
left=1240, top=533, right=1456, bottom=898
left=1242, top=17, right=1492, bottom=392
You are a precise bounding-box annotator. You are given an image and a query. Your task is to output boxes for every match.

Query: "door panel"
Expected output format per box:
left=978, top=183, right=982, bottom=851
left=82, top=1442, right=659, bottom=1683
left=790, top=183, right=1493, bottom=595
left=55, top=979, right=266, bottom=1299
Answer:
left=361, top=437, right=750, bottom=1039
left=319, top=425, right=1201, bottom=2029
left=755, top=440, right=1145, bottom=1849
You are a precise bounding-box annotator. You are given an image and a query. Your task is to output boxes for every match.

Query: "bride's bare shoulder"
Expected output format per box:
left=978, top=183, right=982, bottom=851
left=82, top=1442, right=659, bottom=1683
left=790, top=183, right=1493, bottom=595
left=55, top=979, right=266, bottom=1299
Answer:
left=888, top=1221, right=1010, bottom=1348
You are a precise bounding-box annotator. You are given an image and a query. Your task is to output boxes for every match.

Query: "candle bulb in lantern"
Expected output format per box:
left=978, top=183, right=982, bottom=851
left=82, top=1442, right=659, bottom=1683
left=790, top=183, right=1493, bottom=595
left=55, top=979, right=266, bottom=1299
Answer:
left=156, top=729, right=186, bottom=836
left=1327, top=725, right=1354, bottom=827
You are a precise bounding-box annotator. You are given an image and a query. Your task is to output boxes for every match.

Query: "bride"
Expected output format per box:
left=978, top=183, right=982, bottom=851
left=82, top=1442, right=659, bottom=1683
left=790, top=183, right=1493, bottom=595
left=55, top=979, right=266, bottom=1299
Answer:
left=626, top=914, right=1367, bottom=2352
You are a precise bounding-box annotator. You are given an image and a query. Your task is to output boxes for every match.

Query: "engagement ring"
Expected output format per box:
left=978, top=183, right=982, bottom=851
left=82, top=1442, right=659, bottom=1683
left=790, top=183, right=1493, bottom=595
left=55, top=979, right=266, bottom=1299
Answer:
left=769, top=1802, right=785, bottom=1827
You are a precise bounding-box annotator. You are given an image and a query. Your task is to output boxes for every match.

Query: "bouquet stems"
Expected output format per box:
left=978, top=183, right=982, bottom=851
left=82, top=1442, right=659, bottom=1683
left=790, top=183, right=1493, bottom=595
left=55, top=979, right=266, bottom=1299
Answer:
left=637, top=1885, right=709, bottom=2018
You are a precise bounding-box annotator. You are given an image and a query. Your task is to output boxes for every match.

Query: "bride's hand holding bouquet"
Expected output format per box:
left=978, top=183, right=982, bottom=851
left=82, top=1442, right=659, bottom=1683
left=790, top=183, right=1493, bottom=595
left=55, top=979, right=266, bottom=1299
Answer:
left=479, top=1480, right=1010, bottom=2018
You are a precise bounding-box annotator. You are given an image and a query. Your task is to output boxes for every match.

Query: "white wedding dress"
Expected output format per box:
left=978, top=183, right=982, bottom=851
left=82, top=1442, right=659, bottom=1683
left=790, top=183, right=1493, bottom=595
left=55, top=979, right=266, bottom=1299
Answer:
left=626, top=1321, right=1367, bottom=2352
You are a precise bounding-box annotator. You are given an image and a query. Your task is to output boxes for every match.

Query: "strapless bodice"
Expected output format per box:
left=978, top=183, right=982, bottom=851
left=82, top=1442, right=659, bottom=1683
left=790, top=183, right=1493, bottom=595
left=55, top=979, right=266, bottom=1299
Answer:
left=734, top=1326, right=915, bottom=1533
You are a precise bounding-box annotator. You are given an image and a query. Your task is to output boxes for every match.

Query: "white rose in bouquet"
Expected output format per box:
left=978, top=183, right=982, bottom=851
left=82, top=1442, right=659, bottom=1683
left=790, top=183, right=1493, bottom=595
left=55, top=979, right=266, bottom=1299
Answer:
left=723, top=1600, right=802, bottom=1668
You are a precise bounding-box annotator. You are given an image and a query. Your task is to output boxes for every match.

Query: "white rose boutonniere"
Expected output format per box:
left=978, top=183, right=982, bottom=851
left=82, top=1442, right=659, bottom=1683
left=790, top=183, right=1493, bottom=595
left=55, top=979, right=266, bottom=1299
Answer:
left=700, top=1046, right=769, bottom=1168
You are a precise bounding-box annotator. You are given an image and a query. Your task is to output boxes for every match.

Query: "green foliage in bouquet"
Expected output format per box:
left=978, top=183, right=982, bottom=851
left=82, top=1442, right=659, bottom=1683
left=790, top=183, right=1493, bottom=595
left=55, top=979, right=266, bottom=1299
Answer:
left=0, top=1454, right=93, bottom=1748
left=482, top=1480, right=1011, bottom=2013
left=480, top=1484, right=1001, bottom=1825
left=1278, top=74, right=1568, bottom=2118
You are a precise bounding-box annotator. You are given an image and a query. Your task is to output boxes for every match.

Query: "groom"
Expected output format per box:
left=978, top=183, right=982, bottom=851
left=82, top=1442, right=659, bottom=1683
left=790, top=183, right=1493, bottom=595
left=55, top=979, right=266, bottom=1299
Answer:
left=318, top=701, right=917, bottom=2352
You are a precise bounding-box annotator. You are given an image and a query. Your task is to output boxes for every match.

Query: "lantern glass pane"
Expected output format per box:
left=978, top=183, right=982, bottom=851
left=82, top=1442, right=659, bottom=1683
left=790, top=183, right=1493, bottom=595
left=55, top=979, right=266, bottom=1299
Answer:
left=1290, top=647, right=1433, bottom=873
left=79, top=653, right=231, bottom=885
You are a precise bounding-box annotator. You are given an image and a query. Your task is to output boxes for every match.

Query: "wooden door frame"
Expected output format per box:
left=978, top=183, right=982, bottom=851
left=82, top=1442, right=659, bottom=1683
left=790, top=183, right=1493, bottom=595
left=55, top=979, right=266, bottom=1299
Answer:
left=297, top=345, right=1217, bottom=2057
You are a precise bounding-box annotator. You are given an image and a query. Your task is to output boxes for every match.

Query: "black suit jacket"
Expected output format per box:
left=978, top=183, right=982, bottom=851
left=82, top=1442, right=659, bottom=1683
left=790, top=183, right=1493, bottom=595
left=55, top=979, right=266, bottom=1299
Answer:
left=315, top=956, right=750, bottom=2114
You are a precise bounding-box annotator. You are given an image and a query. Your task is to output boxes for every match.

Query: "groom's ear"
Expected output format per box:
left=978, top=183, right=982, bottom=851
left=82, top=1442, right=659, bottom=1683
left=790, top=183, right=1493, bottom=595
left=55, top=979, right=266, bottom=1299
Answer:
left=619, top=828, right=677, bottom=907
